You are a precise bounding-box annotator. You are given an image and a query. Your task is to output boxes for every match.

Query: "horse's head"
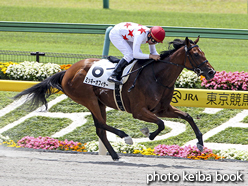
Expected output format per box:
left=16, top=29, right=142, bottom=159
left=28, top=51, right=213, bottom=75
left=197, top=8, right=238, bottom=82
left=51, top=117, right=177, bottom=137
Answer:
left=184, top=36, right=216, bottom=80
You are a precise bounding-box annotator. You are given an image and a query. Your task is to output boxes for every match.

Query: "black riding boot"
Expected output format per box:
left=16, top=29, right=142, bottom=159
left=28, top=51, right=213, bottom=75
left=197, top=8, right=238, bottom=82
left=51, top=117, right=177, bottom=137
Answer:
left=107, top=58, right=129, bottom=85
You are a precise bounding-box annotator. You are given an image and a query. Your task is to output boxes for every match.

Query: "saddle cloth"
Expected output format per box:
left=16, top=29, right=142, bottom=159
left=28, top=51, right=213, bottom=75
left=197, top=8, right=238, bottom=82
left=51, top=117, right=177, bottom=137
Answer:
left=83, top=59, right=137, bottom=90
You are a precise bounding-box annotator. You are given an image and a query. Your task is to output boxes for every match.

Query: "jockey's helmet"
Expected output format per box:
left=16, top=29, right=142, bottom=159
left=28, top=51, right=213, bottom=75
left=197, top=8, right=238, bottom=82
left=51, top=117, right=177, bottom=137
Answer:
left=150, top=26, right=165, bottom=43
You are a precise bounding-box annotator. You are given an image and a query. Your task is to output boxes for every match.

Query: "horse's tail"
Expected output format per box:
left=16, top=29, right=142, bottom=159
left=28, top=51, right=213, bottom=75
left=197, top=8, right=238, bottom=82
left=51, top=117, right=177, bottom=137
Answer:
left=13, top=71, right=66, bottom=110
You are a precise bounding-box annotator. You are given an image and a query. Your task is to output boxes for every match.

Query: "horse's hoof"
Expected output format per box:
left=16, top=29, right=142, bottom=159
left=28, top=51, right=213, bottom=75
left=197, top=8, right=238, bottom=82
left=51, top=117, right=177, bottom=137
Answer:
left=140, top=127, right=150, bottom=137
left=112, top=155, right=120, bottom=161
left=197, top=142, right=204, bottom=152
left=124, top=136, right=133, bottom=145
left=114, top=158, right=127, bottom=162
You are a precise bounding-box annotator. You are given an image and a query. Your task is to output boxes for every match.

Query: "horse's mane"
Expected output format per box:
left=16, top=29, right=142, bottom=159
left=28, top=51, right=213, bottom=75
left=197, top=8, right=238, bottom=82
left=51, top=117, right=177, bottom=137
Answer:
left=160, top=38, right=194, bottom=59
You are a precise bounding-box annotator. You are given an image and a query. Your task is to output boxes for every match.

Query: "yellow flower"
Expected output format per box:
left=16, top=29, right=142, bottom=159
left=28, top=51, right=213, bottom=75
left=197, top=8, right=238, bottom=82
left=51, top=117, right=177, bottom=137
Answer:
left=0, top=61, right=18, bottom=74
left=133, top=148, right=156, bottom=156
left=1, top=67, right=7, bottom=74
left=2, top=140, right=20, bottom=148
left=133, top=149, right=141, bottom=154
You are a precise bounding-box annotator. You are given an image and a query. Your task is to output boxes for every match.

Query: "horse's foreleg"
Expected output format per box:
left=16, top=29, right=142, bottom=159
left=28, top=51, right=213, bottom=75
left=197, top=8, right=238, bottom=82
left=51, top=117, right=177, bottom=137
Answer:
left=90, top=102, right=132, bottom=160
left=157, top=105, right=203, bottom=151
left=133, top=107, right=165, bottom=140
left=95, top=126, right=119, bottom=160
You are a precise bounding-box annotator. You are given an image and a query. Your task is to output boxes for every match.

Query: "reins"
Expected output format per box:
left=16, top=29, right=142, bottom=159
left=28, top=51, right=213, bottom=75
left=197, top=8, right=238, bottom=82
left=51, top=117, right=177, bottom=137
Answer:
left=120, top=59, right=154, bottom=92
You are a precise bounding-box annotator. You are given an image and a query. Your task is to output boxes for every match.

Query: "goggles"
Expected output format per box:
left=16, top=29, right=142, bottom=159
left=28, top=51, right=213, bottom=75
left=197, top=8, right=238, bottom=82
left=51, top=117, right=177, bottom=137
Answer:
left=150, top=37, right=158, bottom=44
left=148, top=34, right=158, bottom=44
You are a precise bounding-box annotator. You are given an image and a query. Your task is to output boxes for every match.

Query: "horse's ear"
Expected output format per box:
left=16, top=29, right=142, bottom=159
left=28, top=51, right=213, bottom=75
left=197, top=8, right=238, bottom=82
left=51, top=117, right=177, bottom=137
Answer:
left=185, top=37, right=190, bottom=47
left=194, top=35, right=200, bottom=44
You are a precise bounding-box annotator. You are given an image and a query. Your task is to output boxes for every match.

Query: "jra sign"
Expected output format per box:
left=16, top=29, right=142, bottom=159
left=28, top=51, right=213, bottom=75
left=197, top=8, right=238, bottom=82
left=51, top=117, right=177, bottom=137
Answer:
left=172, top=88, right=248, bottom=109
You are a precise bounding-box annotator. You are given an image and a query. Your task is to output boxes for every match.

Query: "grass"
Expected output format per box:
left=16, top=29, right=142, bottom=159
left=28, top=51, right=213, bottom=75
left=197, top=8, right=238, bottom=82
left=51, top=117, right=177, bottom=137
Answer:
left=49, top=98, right=90, bottom=113
left=59, top=109, right=172, bottom=144
left=0, top=0, right=247, bottom=14
left=206, top=127, right=248, bottom=145
left=1, top=33, right=247, bottom=72
left=0, top=93, right=60, bottom=129
left=0, top=106, right=30, bottom=129
left=0, top=91, right=16, bottom=109
left=0, top=1, right=248, bottom=72
left=2, top=116, right=72, bottom=142
left=242, top=115, right=248, bottom=123
left=140, top=108, right=241, bottom=148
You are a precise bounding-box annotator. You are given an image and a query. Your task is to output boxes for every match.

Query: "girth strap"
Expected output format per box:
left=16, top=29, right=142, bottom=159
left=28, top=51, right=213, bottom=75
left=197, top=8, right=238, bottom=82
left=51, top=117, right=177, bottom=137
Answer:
left=113, top=84, right=126, bottom=111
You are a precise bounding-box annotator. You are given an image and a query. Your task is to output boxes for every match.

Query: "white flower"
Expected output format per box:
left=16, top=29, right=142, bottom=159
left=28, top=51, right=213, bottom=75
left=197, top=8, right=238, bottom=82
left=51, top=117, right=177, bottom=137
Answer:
left=0, top=134, right=10, bottom=143
left=85, top=140, right=146, bottom=153
left=5, top=61, right=61, bottom=81
left=217, top=148, right=248, bottom=161
left=175, top=69, right=201, bottom=88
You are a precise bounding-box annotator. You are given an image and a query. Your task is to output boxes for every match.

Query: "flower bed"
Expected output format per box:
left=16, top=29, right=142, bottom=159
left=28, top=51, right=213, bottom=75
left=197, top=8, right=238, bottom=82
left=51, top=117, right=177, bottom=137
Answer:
left=1, top=135, right=247, bottom=161
left=0, top=61, right=72, bottom=81
left=201, top=71, right=248, bottom=91
left=0, top=134, right=20, bottom=148
left=153, top=144, right=212, bottom=158
left=85, top=140, right=146, bottom=154
left=0, top=62, right=18, bottom=79
left=81, top=140, right=223, bottom=160
left=5, top=61, right=61, bottom=81
left=175, top=70, right=201, bottom=88
left=17, top=136, right=86, bottom=152
left=217, top=148, right=248, bottom=161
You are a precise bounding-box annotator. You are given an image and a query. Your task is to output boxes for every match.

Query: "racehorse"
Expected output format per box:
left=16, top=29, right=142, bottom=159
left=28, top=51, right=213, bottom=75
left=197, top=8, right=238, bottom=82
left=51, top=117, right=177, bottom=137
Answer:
left=14, top=36, right=215, bottom=160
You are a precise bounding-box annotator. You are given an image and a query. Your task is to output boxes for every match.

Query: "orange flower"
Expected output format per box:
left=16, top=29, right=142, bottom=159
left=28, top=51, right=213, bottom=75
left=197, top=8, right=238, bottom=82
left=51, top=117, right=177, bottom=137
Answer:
left=200, top=75, right=205, bottom=81
left=187, top=153, right=223, bottom=160
left=60, top=64, right=72, bottom=70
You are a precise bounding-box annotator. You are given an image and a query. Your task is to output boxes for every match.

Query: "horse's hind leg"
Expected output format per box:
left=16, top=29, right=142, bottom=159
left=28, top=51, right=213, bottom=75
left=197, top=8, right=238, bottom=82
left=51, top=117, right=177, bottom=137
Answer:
left=157, top=105, right=203, bottom=151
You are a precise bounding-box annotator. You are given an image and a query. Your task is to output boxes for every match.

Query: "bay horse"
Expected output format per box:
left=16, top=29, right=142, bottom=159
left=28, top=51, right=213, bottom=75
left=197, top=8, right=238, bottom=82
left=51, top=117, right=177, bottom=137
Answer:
left=14, top=37, right=215, bottom=160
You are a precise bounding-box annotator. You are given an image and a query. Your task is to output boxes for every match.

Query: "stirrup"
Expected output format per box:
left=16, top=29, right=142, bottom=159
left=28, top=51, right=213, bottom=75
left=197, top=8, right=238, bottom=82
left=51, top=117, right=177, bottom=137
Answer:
left=107, top=76, right=123, bottom=85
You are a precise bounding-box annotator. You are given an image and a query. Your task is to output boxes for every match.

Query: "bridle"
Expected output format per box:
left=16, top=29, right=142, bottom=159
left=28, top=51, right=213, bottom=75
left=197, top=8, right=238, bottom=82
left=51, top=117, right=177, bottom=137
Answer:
left=151, top=44, right=208, bottom=89
left=159, top=44, right=208, bottom=75
left=184, top=44, right=208, bottom=75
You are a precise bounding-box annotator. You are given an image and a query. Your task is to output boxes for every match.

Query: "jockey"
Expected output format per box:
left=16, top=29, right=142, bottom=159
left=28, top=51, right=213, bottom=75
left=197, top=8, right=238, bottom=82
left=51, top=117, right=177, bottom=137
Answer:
left=107, top=22, right=165, bottom=85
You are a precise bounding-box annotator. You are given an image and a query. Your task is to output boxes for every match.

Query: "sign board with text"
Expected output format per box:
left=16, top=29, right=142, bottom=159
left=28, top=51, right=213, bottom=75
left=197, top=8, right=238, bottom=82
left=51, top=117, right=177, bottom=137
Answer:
left=172, top=88, right=248, bottom=109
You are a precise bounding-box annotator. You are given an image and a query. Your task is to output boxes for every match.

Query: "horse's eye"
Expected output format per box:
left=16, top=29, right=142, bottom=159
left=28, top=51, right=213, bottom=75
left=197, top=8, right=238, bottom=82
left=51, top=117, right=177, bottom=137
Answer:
left=194, top=53, right=200, bottom=57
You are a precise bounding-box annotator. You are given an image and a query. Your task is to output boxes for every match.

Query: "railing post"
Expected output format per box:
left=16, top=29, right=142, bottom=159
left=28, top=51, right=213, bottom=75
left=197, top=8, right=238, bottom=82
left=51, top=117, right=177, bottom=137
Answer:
left=102, top=26, right=113, bottom=59
left=30, top=51, right=45, bottom=62
left=103, top=0, right=109, bottom=9
left=98, top=138, right=108, bottom=155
